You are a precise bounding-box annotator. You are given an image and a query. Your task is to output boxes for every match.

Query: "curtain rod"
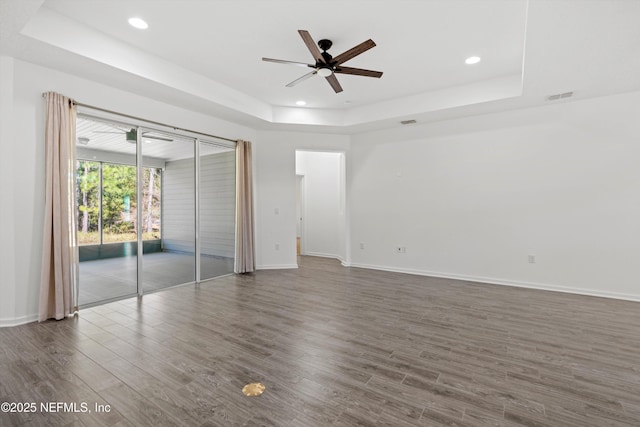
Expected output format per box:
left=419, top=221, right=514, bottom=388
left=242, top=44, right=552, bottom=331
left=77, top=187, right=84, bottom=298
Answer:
left=42, top=93, right=238, bottom=143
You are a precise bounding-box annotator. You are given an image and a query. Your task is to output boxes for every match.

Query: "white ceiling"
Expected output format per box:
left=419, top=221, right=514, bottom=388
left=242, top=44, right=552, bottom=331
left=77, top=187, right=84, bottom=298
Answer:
left=76, top=116, right=232, bottom=161
left=2, top=0, right=640, bottom=133
left=45, top=0, right=526, bottom=109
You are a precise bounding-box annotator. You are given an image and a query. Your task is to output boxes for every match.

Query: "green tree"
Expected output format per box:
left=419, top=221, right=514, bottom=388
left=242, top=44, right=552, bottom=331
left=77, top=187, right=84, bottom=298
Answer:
left=102, top=164, right=137, bottom=235
left=76, top=161, right=162, bottom=244
left=76, top=160, right=99, bottom=233
left=143, top=168, right=161, bottom=236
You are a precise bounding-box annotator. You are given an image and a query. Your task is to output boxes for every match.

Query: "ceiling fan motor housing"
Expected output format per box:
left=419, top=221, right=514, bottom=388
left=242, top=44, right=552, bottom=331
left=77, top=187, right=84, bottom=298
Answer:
left=318, top=39, right=335, bottom=71
left=318, top=39, right=332, bottom=51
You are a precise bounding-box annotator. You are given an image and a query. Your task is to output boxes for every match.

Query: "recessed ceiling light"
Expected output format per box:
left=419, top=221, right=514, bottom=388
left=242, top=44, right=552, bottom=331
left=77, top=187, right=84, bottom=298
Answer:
left=295, top=100, right=306, bottom=106
left=128, top=17, right=148, bottom=29
left=465, top=56, right=481, bottom=65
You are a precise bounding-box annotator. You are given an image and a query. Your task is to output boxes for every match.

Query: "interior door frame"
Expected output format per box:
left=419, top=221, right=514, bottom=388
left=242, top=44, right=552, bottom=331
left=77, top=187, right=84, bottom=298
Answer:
left=296, top=174, right=305, bottom=255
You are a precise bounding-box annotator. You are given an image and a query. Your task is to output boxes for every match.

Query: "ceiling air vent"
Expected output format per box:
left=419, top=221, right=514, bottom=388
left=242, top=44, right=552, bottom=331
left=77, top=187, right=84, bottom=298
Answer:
left=547, top=91, right=574, bottom=101
left=400, top=119, right=417, bottom=125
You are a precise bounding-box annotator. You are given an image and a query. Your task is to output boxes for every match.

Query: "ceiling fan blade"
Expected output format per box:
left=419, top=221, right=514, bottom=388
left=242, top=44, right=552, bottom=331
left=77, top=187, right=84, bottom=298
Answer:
left=325, top=74, right=343, bottom=93
left=333, top=39, right=376, bottom=65
left=334, top=66, right=383, bottom=78
left=286, top=70, right=318, bottom=87
left=298, top=30, right=325, bottom=64
left=262, top=57, right=313, bottom=68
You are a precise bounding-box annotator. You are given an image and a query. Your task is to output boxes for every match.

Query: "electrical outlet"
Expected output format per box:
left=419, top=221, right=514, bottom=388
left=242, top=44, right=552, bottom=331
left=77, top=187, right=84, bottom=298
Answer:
left=528, top=254, right=536, bottom=263
left=275, top=243, right=280, bottom=250
left=360, top=242, right=365, bottom=250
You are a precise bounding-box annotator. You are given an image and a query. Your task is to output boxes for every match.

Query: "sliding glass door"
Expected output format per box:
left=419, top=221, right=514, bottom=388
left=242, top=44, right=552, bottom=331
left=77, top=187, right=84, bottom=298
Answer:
left=199, top=141, right=236, bottom=280
left=75, top=116, right=235, bottom=307
left=75, top=119, right=139, bottom=306
left=142, top=129, right=196, bottom=292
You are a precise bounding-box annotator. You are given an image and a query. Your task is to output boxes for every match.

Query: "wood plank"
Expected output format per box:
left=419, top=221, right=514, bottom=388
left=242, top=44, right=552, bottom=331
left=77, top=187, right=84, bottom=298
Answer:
left=2, top=256, right=640, bottom=425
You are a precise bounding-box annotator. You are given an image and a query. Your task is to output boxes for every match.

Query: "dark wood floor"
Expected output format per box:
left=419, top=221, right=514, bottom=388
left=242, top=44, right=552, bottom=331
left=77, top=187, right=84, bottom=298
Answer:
left=2, top=256, right=640, bottom=426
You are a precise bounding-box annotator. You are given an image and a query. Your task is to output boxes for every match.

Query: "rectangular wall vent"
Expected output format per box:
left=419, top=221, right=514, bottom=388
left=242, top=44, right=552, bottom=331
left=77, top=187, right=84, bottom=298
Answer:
left=547, top=91, right=574, bottom=101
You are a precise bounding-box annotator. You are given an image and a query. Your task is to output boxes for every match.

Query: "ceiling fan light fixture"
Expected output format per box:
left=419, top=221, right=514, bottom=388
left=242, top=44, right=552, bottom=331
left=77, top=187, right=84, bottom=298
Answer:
left=317, top=67, right=333, bottom=77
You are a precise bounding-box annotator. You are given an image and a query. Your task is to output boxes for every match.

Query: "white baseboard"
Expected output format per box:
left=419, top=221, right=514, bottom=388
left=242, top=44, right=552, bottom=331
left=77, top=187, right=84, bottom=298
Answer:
left=303, top=252, right=346, bottom=263
left=0, top=313, right=38, bottom=327
left=256, top=264, right=299, bottom=270
left=347, top=262, right=640, bottom=303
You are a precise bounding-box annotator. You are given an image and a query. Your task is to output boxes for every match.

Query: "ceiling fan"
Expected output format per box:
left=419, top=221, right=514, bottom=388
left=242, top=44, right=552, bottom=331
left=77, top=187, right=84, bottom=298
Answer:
left=94, top=128, right=173, bottom=143
left=263, top=30, right=383, bottom=93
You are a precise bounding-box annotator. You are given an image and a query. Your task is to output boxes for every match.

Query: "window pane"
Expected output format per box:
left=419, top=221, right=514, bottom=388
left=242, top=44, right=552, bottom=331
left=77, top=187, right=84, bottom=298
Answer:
left=142, top=167, right=162, bottom=240
left=76, top=160, right=100, bottom=245
left=102, top=163, right=137, bottom=243
left=199, top=143, right=236, bottom=280
left=142, top=131, right=195, bottom=292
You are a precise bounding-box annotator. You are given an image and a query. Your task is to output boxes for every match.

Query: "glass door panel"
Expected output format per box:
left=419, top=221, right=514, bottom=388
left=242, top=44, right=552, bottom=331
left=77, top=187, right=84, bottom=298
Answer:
left=76, top=116, right=138, bottom=305
left=199, top=141, right=236, bottom=280
left=142, top=129, right=196, bottom=291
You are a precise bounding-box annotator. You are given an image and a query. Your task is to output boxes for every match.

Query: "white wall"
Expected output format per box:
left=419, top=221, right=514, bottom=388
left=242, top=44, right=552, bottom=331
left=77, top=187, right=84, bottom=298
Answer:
left=349, top=90, right=640, bottom=300
left=199, top=150, right=236, bottom=258
left=162, top=157, right=195, bottom=254
left=253, top=131, right=350, bottom=269
left=0, top=57, right=255, bottom=326
left=2, top=53, right=639, bottom=325
left=163, top=151, right=236, bottom=258
left=295, top=151, right=345, bottom=261
left=0, top=56, right=17, bottom=323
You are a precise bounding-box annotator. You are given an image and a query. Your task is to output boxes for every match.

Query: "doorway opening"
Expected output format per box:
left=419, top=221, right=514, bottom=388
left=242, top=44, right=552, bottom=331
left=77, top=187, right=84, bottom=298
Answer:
left=294, top=150, right=346, bottom=263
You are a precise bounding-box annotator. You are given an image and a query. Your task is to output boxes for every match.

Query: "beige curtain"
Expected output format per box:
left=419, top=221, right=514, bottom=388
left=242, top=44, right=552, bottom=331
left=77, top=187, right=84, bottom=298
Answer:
left=235, top=140, right=255, bottom=273
left=39, top=92, right=79, bottom=321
